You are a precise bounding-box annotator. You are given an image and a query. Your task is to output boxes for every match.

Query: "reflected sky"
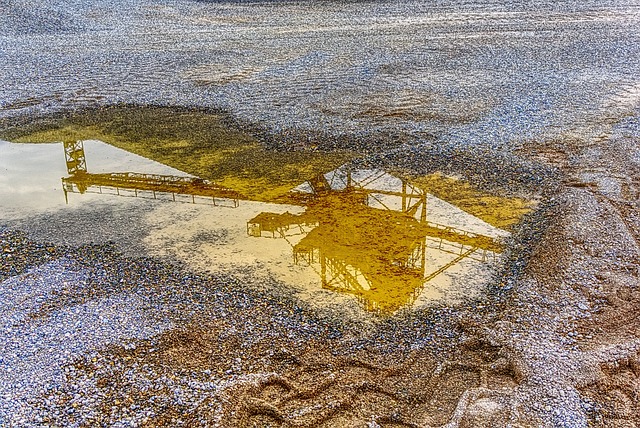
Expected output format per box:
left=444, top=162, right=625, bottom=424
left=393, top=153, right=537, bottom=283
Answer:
left=0, top=139, right=520, bottom=315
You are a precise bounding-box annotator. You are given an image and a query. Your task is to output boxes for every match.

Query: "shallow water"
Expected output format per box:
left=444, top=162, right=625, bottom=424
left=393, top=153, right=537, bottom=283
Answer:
left=0, top=137, right=531, bottom=314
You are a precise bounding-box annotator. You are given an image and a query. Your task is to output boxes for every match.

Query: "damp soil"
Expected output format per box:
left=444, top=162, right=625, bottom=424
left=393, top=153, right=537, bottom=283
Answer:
left=1, top=105, right=639, bottom=427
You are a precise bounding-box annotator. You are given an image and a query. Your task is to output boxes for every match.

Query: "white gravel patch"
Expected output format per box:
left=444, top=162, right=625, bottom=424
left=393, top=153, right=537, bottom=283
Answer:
left=0, top=258, right=174, bottom=426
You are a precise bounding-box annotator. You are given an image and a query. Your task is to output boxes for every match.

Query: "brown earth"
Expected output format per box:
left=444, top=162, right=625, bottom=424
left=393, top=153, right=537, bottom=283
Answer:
left=518, top=129, right=640, bottom=427
left=64, top=321, right=526, bottom=428
left=4, top=106, right=639, bottom=426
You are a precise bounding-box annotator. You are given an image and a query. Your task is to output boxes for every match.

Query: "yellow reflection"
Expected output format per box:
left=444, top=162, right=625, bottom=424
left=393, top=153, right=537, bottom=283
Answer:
left=248, top=169, right=513, bottom=315
left=39, top=135, right=531, bottom=316
left=61, top=141, right=241, bottom=207
left=10, top=106, right=354, bottom=201
left=410, top=172, right=535, bottom=231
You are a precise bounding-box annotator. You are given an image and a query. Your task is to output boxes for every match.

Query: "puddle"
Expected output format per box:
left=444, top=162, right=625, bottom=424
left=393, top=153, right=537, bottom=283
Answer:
left=1, top=112, right=534, bottom=315
left=6, top=106, right=353, bottom=201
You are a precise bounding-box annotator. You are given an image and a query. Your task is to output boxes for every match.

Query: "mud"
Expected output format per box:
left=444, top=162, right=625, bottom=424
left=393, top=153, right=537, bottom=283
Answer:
left=66, top=326, right=521, bottom=428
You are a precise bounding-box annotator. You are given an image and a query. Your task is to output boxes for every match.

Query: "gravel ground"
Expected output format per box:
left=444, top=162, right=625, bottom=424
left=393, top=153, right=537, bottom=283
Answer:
left=0, top=227, right=486, bottom=426
left=1, top=0, right=640, bottom=426
left=1, top=0, right=639, bottom=148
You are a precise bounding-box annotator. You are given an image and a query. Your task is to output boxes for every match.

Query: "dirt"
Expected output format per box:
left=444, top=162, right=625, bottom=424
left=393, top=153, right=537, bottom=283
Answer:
left=517, top=127, right=640, bottom=427
left=64, top=321, right=524, bottom=427
left=1, top=105, right=639, bottom=426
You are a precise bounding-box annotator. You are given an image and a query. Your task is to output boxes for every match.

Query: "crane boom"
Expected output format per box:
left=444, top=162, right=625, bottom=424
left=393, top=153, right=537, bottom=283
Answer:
left=61, top=140, right=241, bottom=206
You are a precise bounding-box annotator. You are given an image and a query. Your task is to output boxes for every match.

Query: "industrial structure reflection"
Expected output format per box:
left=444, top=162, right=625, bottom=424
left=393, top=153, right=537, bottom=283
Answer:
left=248, top=166, right=504, bottom=314
left=62, top=140, right=241, bottom=207
left=61, top=140, right=506, bottom=315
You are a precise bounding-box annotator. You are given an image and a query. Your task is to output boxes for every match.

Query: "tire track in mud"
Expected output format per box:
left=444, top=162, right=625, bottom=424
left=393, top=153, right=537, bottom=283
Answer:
left=42, top=325, right=522, bottom=427
left=516, top=111, right=640, bottom=426
left=579, top=350, right=640, bottom=427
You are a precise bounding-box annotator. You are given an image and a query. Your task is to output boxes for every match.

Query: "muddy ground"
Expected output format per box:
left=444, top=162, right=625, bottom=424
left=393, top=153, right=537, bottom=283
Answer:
left=1, top=0, right=640, bottom=427
left=1, top=108, right=638, bottom=427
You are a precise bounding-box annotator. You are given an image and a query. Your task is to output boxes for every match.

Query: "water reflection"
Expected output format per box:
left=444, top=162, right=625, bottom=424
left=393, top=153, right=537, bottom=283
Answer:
left=61, top=140, right=241, bottom=207
left=2, top=139, right=516, bottom=315
left=248, top=167, right=504, bottom=313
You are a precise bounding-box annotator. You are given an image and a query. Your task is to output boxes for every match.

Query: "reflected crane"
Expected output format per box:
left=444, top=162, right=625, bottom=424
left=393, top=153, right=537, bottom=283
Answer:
left=248, top=169, right=505, bottom=314
left=60, top=139, right=505, bottom=315
left=61, top=140, right=241, bottom=207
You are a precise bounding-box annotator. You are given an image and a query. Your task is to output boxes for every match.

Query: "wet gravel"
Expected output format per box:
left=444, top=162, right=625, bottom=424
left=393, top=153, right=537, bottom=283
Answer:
left=1, top=0, right=639, bottom=149
left=365, top=139, right=562, bottom=195
left=2, top=202, right=157, bottom=258
left=1, top=218, right=516, bottom=426
left=0, top=230, right=60, bottom=281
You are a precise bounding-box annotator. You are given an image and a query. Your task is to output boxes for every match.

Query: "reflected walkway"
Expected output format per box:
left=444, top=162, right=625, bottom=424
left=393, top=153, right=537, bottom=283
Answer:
left=62, top=140, right=241, bottom=207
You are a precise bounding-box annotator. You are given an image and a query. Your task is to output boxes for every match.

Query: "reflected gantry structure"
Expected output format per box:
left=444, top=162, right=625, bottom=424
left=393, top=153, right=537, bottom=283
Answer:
left=248, top=166, right=505, bottom=314
left=61, top=140, right=241, bottom=207
left=60, top=140, right=506, bottom=315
